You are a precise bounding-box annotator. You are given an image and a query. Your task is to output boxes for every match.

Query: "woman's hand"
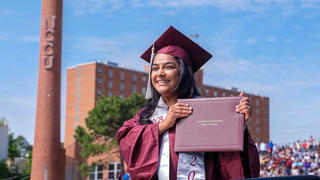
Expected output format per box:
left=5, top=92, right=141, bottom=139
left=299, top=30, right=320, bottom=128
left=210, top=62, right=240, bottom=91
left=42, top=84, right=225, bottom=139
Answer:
left=159, top=103, right=192, bottom=134
left=236, top=92, right=252, bottom=123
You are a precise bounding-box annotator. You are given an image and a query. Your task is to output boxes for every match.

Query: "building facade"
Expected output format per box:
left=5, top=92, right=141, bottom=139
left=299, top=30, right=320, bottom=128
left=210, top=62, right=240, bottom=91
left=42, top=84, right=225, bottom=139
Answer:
left=64, top=61, right=270, bottom=179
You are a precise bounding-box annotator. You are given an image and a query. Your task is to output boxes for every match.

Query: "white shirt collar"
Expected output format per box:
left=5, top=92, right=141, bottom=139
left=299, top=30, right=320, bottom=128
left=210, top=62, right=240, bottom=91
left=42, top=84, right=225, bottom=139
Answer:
left=157, top=96, right=168, bottom=109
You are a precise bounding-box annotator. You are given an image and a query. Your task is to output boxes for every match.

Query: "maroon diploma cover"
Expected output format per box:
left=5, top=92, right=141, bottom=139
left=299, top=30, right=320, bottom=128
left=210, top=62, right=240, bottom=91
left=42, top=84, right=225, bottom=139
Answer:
left=175, top=97, right=244, bottom=152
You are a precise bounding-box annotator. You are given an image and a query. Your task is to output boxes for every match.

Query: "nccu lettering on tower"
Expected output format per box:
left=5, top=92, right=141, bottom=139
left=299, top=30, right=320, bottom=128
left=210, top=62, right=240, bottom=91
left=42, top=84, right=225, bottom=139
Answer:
left=43, top=16, right=56, bottom=69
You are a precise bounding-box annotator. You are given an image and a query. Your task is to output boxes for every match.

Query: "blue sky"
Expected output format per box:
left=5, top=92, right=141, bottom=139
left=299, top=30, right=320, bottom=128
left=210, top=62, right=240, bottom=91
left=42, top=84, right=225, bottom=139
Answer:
left=1, top=0, right=320, bottom=145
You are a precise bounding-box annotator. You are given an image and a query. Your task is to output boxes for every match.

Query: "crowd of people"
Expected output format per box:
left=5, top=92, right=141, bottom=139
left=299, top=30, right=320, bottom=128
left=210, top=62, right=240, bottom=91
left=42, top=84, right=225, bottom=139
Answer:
left=258, top=136, right=320, bottom=177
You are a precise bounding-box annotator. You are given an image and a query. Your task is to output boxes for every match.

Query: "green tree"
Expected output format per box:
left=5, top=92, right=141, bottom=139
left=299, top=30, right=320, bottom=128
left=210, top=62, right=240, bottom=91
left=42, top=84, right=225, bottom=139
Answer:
left=1, top=132, right=32, bottom=179
left=8, top=133, right=21, bottom=161
left=74, top=93, right=145, bottom=177
left=0, top=160, right=13, bottom=179
left=0, top=116, right=6, bottom=125
left=21, top=151, right=32, bottom=179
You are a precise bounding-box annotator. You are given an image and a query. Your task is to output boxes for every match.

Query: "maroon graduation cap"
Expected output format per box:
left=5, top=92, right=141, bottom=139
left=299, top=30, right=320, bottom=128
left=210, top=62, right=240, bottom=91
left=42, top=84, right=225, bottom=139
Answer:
left=140, top=26, right=213, bottom=72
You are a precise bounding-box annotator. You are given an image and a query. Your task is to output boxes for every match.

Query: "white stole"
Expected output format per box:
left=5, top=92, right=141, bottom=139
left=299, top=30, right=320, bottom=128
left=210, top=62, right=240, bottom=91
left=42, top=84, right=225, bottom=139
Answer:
left=151, top=97, right=206, bottom=180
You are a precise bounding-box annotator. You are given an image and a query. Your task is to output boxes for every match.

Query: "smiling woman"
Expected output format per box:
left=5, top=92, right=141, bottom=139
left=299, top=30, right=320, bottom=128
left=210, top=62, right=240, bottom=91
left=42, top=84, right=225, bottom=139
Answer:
left=151, top=54, right=180, bottom=102
left=116, top=26, right=259, bottom=180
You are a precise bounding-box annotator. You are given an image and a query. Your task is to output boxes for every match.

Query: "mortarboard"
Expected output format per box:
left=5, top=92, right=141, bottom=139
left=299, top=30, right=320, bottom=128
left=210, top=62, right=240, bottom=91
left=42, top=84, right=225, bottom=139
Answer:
left=140, top=26, right=213, bottom=73
left=141, top=26, right=213, bottom=99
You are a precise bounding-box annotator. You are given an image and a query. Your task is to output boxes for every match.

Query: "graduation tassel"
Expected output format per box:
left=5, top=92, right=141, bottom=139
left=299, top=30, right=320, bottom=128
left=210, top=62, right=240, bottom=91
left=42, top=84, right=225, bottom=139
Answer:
left=145, top=43, right=155, bottom=99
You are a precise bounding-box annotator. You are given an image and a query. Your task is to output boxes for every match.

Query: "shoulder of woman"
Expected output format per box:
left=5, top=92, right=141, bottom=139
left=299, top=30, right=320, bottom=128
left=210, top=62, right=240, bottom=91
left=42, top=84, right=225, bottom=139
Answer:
left=138, top=107, right=146, bottom=113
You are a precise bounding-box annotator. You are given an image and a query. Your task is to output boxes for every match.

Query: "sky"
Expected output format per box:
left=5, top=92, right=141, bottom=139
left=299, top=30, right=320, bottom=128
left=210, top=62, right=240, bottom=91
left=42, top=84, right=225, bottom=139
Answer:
left=0, top=0, right=320, bottom=145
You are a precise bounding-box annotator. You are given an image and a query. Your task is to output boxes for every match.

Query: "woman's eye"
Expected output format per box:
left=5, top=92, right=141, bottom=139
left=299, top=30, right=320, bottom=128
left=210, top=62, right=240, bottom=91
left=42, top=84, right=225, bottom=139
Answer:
left=165, top=66, right=175, bottom=69
left=151, top=67, right=159, bottom=71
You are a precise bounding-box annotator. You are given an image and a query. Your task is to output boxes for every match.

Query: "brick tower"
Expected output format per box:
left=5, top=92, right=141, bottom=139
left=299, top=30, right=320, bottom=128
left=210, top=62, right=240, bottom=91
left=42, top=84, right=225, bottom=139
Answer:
left=30, top=0, right=65, bottom=179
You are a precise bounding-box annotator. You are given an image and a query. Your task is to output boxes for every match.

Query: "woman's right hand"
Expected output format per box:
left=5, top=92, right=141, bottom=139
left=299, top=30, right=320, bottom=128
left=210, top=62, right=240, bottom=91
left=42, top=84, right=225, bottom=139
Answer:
left=159, top=103, right=192, bottom=134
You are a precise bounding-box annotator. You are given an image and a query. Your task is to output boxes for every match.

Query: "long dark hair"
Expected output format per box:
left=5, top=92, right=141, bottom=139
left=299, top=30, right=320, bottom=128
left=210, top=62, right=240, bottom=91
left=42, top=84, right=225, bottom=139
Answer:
left=139, top=57, right=200, bottom=125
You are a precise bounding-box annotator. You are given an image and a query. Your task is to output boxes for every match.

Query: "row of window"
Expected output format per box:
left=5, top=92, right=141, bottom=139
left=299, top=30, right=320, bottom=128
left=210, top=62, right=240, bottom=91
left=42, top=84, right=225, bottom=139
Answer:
left=97, top=80, right=146, bottom=94
left=89, top=162, right=121, bottom=180
left=204, top=89, right=232, bottom=97
left=97, top=87, right=146, bottom=97
left=98, top=67, right=147, bottom=83
left=205, top=89, right=268, bottom=106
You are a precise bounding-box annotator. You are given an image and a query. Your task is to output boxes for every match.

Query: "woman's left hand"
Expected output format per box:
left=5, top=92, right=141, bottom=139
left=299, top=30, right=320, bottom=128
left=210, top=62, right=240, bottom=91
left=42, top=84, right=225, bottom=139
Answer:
left=236, top=92, right=252, bottom=122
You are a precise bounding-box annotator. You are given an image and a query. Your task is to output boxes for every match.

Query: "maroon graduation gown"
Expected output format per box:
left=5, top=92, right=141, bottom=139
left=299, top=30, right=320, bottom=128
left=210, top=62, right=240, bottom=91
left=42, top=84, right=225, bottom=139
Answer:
left=116, top=109, right=260, bottom=180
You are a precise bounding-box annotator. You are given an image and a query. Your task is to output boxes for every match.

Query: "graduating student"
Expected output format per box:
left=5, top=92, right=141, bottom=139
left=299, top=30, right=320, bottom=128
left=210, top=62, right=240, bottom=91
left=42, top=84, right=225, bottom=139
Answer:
left=116, top=26, right=260, bottom=180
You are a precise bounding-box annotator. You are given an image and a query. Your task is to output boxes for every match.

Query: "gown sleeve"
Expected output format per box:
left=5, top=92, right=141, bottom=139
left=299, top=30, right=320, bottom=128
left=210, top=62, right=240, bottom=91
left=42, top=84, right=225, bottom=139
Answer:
left=240, top=127, right=260, bottom=177
left=116, top=109, right=160, bottom=180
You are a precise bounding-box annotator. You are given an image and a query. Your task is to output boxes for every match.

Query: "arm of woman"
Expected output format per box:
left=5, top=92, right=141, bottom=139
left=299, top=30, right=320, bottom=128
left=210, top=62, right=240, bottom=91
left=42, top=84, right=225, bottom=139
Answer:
left=116, top=109, right=159, bottom=180
left=159, top=102, right=192, bottom=134
left=236, top=92, right=260, bottom=177
left=241, top=127, right=260, bottom=177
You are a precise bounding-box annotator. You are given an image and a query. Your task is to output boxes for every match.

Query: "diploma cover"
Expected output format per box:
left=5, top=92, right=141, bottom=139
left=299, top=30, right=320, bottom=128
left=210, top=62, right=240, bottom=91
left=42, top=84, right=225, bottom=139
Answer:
left=174, top=97, right=244, bottom=152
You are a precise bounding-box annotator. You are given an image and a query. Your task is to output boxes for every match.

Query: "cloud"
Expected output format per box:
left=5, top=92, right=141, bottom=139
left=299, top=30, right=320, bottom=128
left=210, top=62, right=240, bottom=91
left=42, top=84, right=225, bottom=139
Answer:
left=301, top=0, right=320, bottom=8
left=66, top=0, right=320, bottom=15
left=0, top=35, right=7, bottom=40
left=266, top=36, right=276, bottom=43
left=0, top=9, right=15, bottom=16
left=68, top=0, right=125, bottom=15
left=293, top=25, right=303, bottom=30
left=18, top=35, right=40, bottom=43
left=69, top=34, right=150, bottom=71
left=74, top=37, right=127, bottom=53
left=129, top=0, right=145, bottom=7
left=245, top=37, right=256, bottom=45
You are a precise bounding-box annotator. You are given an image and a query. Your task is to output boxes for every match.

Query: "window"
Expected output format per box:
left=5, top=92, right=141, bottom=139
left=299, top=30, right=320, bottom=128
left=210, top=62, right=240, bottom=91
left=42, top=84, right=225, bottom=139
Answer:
left=97, top=90, right=102, bottom=96
left=75, top=114, right=80, bottom=123
left=109, top=69, right=113, bottom=78
left=98, top=67, right=103, bottom=75
left=214, top=91, right=218, bottom=97
left=132, top=85, right=136, bottom=93
left=142, top=87, right=146, bottom=94
left=120, top=83, right=124, bottom=91
left=256, top=109, right=260, bottom=115
left=205, top=89, right=209, bottom=96
left=76, top=92, right=80, bottom=100
left=77, top=68, right=81, bottom=78
left=265, top=113, right=268, bottom=121
left=120, top=72, right=125, bottom=80
left=120, top=94, right=124, bottom=99
left=256, top=128, right=260, bottom=134
left=256, top=99, right=259, bottom=105
left=89, top=164, right=103, bottom=180
left=108, top=92, right=112, bottom=97
left=108, top=162, right=121, bottom=180
left=222, top=92, right=226, bottom=97
left=142, top=76, right=147, bottom=84
left=76, top=81, right=81, bottom=90
left=108, top=81, right=112, bottom=89
left=132, top=74, right=137, bottom=82
left=256, top=118, right=259, bottom=125
left=98, top=79, right=102, bottom=86
left=265, top=119, right=268, bottom=127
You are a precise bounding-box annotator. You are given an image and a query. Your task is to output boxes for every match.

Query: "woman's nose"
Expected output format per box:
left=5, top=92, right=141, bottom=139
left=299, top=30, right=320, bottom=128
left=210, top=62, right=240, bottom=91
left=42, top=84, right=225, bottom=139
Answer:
left=158, top=68, right=165, bottom=75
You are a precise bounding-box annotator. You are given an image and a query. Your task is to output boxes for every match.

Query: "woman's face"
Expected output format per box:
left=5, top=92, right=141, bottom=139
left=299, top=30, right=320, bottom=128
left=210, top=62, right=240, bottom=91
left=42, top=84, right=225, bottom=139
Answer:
left=151, top=53, right=180, bottom=98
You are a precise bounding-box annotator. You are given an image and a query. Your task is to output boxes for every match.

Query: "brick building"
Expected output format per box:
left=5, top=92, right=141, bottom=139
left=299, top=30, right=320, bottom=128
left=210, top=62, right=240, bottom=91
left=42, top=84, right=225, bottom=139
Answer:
left=64, top=61, right=269, bottom=179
